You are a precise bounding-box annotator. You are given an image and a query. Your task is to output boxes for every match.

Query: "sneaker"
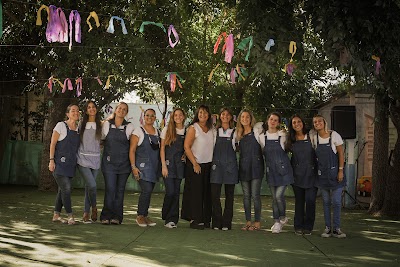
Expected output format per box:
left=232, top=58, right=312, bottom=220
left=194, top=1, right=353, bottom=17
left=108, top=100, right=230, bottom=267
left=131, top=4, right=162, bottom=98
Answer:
left=332, top=228, right=347, bottom=238
left=222, top=227, right=229, bottom=231
left=190, top=221, right=205, bottom=230
left=321, top=226, right=332, bottom=238
left=271, top=222, right=282, bottom=234
left=136, top=215, right=147, bottom=227
left=280, top=217, right=288, bottom=225
left=110, top=219, right=120, bottom=225
left=303, top=230, right=312, bottom=236
left=213, top=227, right=220, bottom=230
left=294, top=229, right=303, bottom=235
left=145, top=216, right=156, bottom=227
left=82, top=212, right=92, bottom=224
left=101, top=219, right=110, bottom=225
left=164, top=222, right=177, bottom=229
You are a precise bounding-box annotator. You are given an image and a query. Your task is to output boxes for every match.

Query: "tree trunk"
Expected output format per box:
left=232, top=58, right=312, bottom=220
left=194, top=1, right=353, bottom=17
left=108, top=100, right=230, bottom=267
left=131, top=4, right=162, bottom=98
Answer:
left=369, top=92, right=389, bottom=214
left=381, top=101, right=400, bottom=218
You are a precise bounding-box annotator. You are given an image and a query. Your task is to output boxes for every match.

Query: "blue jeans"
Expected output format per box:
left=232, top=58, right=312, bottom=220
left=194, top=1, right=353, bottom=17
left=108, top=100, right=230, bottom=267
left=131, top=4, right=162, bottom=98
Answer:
left=321, top=187, right=343, bottom=230
left=53, top=173, right=73, bottom=215
left=138, top=179, right=156, bottom=217
left=162, top=178, right=181, bottom=224
left=270, top=185, right=287, bottom=221
left=241, top=179, right=262, bottom=222
left=78, top=165, right=99, bottom=213
left=100, top=172, right=129, bottom=223
left=292, top=185, right=317, bottom=231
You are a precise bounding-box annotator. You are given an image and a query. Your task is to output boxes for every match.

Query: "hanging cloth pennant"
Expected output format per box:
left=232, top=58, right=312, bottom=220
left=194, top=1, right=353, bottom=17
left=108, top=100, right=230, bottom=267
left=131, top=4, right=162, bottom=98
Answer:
left=107, top=16, right=128, bottom=35
left=225, top=34, right=234, bottom=63
left=36, top=5, right=49, bottom=26
left=86, top=11, right=100, bottom=32
left=265, top=38, right=275, bottom=51
left=76, top=78, right=83, bottom=97
left=69, top=10, right=81, bottom=50
left=372, top=55, right=381, bottom=75
left=208, top=63, right=220, bottom=82
left=282, top=62, right=296, bottom=76
left=95, top=76, right=103, bottom=85
left=165, top=72, right=183, bottom=92
left=57, top=8, right=68, bottom=43
left=0, top=1, right=2, bottom=39
left=237, top=36, right=253, bottom=62
left=168, top=25, right=179, bottom=48
left=236, top=64, right=247, bottom=81
left=105, top=104, right=113, bottom=114
left=62, top=78, right=73, bottom=93
left=213, top=32, right=227, bottom=54
left=105, top=75, right=115, bottom=89
left=139, top=21, right=166, bottom=33
left=230, top=68, right=237, bottom=84
left=48, top=76, right=64, bottom=93
left=289, top=41, right=297, bottom=62
left=46, top=5, right=59, bottom=43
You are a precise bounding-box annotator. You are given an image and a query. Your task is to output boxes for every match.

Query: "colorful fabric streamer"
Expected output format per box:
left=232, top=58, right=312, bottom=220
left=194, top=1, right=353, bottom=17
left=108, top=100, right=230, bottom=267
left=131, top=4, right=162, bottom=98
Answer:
left=230, top=68, right=237, bottom=84
left=48, top=76, right=64, bottom=93
left=95, top=76, right=103, bottom=85
left=57, top=8, right=68, bottom=43
left=208, top=63, right=220, bottom=82
left=165, top=72, right=183, bottom=92
left=105, top=75, right=115, bottom=89
left=372, top=55, right=381, bottom=75
left=86, top=11, right=100, bottom=32
left=105, top=104, right=113, bottom=114
left=213, top=32, right=227, bottom=54
left=36, top=5, right=49, bottom=26
left=289, top=41, right=296, bottom=62
left=62, top=78, right=73, bottom=93
left=282, top=63, right=296, bottom=76
left=76, top=78, right=83, bottom=97
left=265, top=39, right=275, bottom=51
left=237, top=36, right=253, bottom=61
left=69, top=10, right=81, bottom=50
left=168, top=25, right=179, bottom=48
left=107, top=16, right=128, bottom=35
left=139, top=21, right=166, bottom=33
left=236, top=64, right=247, bottom=81
left=225, top=34, right=234, bottom=63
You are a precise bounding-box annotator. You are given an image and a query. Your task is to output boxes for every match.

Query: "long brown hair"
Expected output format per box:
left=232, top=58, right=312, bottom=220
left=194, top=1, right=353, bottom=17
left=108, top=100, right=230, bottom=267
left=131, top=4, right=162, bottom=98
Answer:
left=236, top=109, right=256, bottom=141
left=190, top=105, right=213, bottom=130
left=165, top=108, right=186, bottom=146
left=80, top=100, right=102, bottom=141
left=215, top=107, right=235, bottom=129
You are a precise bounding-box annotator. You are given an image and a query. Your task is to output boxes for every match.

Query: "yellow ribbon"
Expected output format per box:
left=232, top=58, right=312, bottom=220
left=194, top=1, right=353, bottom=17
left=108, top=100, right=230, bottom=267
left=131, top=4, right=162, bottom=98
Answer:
left=208, top=63, right=220, bottom=82
left=105, top=75, right=115, bottom=89
left=236, top=64, right=246, bottom=81
left=53, top=78, right=64, bottom=88
left=289, top=41, right=297, bottom=62
left=372, top=55, right=380, bottom=62
left=86, top=11, right=100, bottom=32
left=36, top=5, right=49, bottom=26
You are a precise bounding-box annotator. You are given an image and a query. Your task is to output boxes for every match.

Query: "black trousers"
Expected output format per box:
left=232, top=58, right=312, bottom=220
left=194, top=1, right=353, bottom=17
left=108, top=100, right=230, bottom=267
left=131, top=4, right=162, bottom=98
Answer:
left=181, top=161, right=212, bottom=224
left=211, top=183, right=235, bottom=229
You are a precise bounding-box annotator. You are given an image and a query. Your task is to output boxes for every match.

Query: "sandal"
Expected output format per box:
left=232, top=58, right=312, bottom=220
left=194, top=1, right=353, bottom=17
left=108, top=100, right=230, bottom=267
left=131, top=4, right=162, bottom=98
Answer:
left=248, top=225, right=260, bottom=231
left=52, top=215, right=67, bottom=224
left=241, top=224, right=252, bottom=231
left=110, top=219, right=120, bottom=225
left=67, top=217, right=76, bottom=225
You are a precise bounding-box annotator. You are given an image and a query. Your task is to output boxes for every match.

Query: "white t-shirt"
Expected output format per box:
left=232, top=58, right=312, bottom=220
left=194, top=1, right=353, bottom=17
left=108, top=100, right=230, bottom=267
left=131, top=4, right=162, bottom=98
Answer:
left=102, top=120, right=135, bottom=140
left=132, top=126, right=160, bottom=146
left=314, top=130, right=343, bottom=154
left=214, top=128, right=236, bottom=150
left=259, top=130, right=287, bottom=150
left=160, top=127, right=185, bottom=140
left=53, top=121, right=78, bottom=141
left=190, top=123, right=214, bottom=163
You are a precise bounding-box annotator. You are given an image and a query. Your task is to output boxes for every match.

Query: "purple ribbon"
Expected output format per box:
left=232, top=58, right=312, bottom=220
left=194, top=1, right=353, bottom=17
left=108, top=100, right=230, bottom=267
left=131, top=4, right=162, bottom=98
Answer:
left=76, top=78, right=82, bottom=97
left=62, top=78, right=73, bottom=93
left=168, top=25, right=179, bottom=48
left=69, top=10, right=81, bottom=50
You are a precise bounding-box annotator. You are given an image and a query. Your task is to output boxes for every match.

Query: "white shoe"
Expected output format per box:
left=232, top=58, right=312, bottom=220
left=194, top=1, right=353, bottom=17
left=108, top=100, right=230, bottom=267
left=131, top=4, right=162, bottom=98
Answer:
left=271, top=222, right=282, bottom=234
left=332, top=228, right=346, bottom=238
left=280, top=217, right=288, bottom=225
left=321, top=226, right=332, bottom=238
left=164, top=222, right=177, bottom=229
left=222, top=227, right=229, bottom=231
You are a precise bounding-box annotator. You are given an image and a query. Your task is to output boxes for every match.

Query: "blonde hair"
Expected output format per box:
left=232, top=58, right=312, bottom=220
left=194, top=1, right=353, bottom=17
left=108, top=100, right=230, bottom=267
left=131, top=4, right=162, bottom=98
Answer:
left=165, top=108, right=186, bottom=146
left=106, top=102, right=128, bottom=121
left=236, top=109, right=256, bottom=141
left=313, top=114, right=329, bottom=134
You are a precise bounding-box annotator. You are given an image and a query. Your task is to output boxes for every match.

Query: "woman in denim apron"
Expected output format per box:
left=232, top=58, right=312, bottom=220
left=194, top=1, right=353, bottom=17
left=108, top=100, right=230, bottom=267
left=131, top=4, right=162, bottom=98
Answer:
left=287, top=115, right=317, bottom=235
left=210, top=107, right=238, bottom=230
left=312, top=114, right=346, bottom=238
left=49, top=104, right=80, bottom=225
left=77, top=100, right=102, bottom=223
left=236, top=109, right=264, bottom=231
left=261, top=112, right=294, bottom=234
left=160, top=108, right=186, bottom=228
left=100, top=102, right=134, bottom=225
left=130, top=108, right=161, bottom=227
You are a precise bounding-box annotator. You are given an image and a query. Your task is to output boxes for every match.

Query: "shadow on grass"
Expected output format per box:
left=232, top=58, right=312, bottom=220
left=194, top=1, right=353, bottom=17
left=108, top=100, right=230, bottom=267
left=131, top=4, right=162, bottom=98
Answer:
left=0, top=185, right=399, bottom=266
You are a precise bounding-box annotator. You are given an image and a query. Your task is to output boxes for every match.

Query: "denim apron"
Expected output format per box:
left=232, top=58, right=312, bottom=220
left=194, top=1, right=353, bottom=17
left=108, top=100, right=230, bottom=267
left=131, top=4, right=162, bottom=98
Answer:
left=101, top=120, right=131, bottom=174
left=315, top=133, right=346, bottom=189
left=135, top=127, right=161, bottom=183
left=210, top=129, right=239, bottom=184
left=291, top=134, right=317, bottom=188
left=54, top=122, right=80, bottom=177
left=164, top=131, right=185, bottom=179
left=263, top=135, right=294, bottom=186
left=238, top=131, right=264, bottom=181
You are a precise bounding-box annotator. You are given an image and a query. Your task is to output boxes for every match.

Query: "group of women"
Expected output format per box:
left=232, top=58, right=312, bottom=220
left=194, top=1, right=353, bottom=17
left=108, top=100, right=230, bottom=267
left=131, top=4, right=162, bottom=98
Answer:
left=49, top=102, right=346, bottom=238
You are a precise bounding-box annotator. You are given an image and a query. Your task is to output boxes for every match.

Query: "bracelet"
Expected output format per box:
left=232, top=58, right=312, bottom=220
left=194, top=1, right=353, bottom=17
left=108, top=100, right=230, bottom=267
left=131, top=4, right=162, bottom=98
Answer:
left=49, top=158, right=54, bottom=161
left=131, top=165, right=138, bottom=170
left=339, top=167, right=344, bottom=170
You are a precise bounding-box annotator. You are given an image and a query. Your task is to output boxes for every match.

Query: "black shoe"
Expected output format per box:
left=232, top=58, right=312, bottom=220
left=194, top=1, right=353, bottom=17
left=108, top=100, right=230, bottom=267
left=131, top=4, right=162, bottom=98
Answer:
left=204, top=222, right=211, bottom=228
left=190, top=221, right=205, bottom=230
left=303, top=230, right=312, bottom=236
left=294, top=229, right=303, bottom=235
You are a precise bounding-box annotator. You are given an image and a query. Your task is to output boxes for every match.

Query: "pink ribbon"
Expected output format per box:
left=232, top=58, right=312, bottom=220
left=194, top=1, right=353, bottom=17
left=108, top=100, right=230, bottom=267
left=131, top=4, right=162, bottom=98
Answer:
left=69, top=10, right=81, bottom=50
left=375, top=60, right=381, bottom=75
left=95, top=76, right=103, bottom=85
left=286, top=63, right=295, bottom=76
left=62, top=78, right=73, bottom=93
left=48, top=77, right=53, bottom=93
left=230, top=68, right=237, bottom=84
left=57, top=8, right=68, bottom=42
left=76, top=78, right=83, bottom=97
left=168, top=25, right=179, bottom=48
left=225, top=34, right=234, bottom=63
left=213, top=32, right=227, bottom=54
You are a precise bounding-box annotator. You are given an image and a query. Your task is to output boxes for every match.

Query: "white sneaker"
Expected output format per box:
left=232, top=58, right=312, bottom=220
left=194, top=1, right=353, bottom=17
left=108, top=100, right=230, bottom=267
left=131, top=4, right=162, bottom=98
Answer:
left=271, top=222, right=282, bottom=234
left=222, top=227, right=229, bottom=231
left=164, top=222, right=177, bottom=229
left=280, top=217, right=288, bottom=226
left=332, top=228, right=346, bottom=238
left=321, top=226, right=332, bottom=238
